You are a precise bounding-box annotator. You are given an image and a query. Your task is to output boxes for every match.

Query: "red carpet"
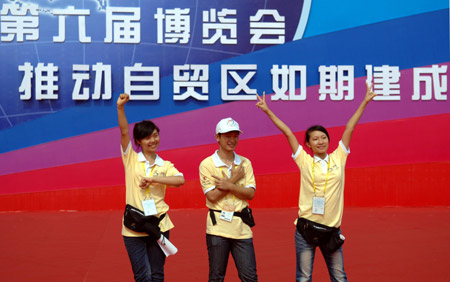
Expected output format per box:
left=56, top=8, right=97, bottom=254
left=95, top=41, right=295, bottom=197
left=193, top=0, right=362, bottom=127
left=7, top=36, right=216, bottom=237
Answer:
left=0, top=207, right=449, bottom=281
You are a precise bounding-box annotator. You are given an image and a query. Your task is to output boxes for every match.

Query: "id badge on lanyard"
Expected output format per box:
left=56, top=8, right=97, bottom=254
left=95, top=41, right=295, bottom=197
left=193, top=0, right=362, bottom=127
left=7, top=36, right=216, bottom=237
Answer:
left=142, top=162, right=158, bottom=216
left=312, top=196, right=325, bottom=215
left=220, top=202, right=235, bottom=222
left=311, top=158, right=330, bottom=216
left=142, top=198, right=158, bottom=216
left=219, top=167, right=235, bottom=222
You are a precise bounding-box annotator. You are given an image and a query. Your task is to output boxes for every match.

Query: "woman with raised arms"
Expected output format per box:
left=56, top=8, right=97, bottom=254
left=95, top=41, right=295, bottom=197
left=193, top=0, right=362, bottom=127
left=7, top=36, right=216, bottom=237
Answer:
left=255, top=83, right=376, bottom=282
left=117, top=93, right=185, bottom=282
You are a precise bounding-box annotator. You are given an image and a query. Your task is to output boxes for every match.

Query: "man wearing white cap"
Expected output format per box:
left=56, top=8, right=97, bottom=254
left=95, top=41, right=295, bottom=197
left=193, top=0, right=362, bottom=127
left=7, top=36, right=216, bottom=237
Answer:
left=199, top=117, right=258, bottom=282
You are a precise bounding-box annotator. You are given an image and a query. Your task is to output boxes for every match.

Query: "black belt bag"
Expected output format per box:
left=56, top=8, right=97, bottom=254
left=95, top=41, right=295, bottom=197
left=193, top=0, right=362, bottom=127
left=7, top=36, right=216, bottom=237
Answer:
left=123, top=204, right=165, bottom=240
left=296, top=217, right=345, bottom=253
left=209, top=207, right=255, bottom=227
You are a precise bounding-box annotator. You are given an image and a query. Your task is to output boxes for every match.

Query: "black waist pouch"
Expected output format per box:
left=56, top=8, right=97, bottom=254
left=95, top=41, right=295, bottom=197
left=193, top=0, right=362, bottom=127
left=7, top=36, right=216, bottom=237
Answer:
left=296, top=217, right=344, bottom=253
left=325, top=231, right=345, bottom=253
left=237, top=207, right=255, bottom=228
left=209, top=206, right=255, bottom=228
left=123, top=204, right=165, bottom=240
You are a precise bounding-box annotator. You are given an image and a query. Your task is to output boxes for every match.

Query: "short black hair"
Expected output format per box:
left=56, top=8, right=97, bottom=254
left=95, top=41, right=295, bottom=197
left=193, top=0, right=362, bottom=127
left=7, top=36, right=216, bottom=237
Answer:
left=133, top=120, right=160, bottom=147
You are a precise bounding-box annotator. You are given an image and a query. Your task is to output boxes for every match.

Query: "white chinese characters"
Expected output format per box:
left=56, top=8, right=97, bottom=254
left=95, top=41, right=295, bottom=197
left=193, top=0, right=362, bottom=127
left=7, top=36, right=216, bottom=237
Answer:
left=413, top=65, right=447, bottom=101
left=17, top=63, right=449, bottom=101
left=1, top=4, right=289, bottom=46
left=1, top=3, right=39, bottom=42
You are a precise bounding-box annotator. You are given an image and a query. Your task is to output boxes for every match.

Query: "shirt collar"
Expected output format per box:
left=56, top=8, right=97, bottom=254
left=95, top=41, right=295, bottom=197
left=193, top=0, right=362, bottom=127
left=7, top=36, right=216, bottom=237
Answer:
left=212, top=150, right=241, bottom=168
left=138, top=152, right=164, bottom=166
left=314, top=154, right=329, bottom=163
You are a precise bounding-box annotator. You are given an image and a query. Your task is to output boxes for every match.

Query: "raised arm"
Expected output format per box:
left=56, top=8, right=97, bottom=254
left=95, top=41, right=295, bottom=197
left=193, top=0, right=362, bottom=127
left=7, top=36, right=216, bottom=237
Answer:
left=256, top=92, right=299, bottom=154
left=341, top=82, right=376, bottom=150
left=117, top=93, right=131, bottom=151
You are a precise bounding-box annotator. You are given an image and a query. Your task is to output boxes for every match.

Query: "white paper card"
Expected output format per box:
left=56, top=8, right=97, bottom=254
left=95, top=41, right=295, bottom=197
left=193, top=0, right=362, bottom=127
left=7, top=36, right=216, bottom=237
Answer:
left=220, top=210, right=234, bottom=222
left=142, top=199, right=158, bottom=216
left=312, top=196, right=325, bottom=215
left=157, top=235, right=178, bottom=257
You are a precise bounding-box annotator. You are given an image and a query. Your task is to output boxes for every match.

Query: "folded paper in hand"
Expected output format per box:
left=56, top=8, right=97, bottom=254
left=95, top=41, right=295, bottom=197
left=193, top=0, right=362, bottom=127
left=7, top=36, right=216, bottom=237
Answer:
left=157, top=235, right=178, bottom=256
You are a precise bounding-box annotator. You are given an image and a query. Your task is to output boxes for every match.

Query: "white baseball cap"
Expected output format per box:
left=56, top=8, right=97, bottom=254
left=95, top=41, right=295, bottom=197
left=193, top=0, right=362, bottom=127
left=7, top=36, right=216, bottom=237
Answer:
left=215, top=117, right=243, bottom=134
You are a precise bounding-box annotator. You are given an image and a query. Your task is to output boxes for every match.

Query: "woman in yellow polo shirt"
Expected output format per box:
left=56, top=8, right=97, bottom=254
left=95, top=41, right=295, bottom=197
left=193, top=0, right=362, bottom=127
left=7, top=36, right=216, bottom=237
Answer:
left=256, top=83, right=376, bottom=282
left=117, top=93, right=185, bottom=282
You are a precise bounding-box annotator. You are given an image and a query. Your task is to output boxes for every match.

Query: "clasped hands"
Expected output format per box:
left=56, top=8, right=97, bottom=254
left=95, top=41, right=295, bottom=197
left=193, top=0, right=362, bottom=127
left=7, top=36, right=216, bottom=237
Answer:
left=139, top=177, right=155, bottom=189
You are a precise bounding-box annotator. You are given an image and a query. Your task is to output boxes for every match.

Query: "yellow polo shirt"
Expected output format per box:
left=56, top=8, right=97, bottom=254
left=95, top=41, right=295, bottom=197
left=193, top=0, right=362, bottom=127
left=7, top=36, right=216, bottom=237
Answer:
left=293, top=141, right=349, bottom=228
left=121, top=142, right=183, bottom=237
left=199, top=151, right=256, bottom=239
